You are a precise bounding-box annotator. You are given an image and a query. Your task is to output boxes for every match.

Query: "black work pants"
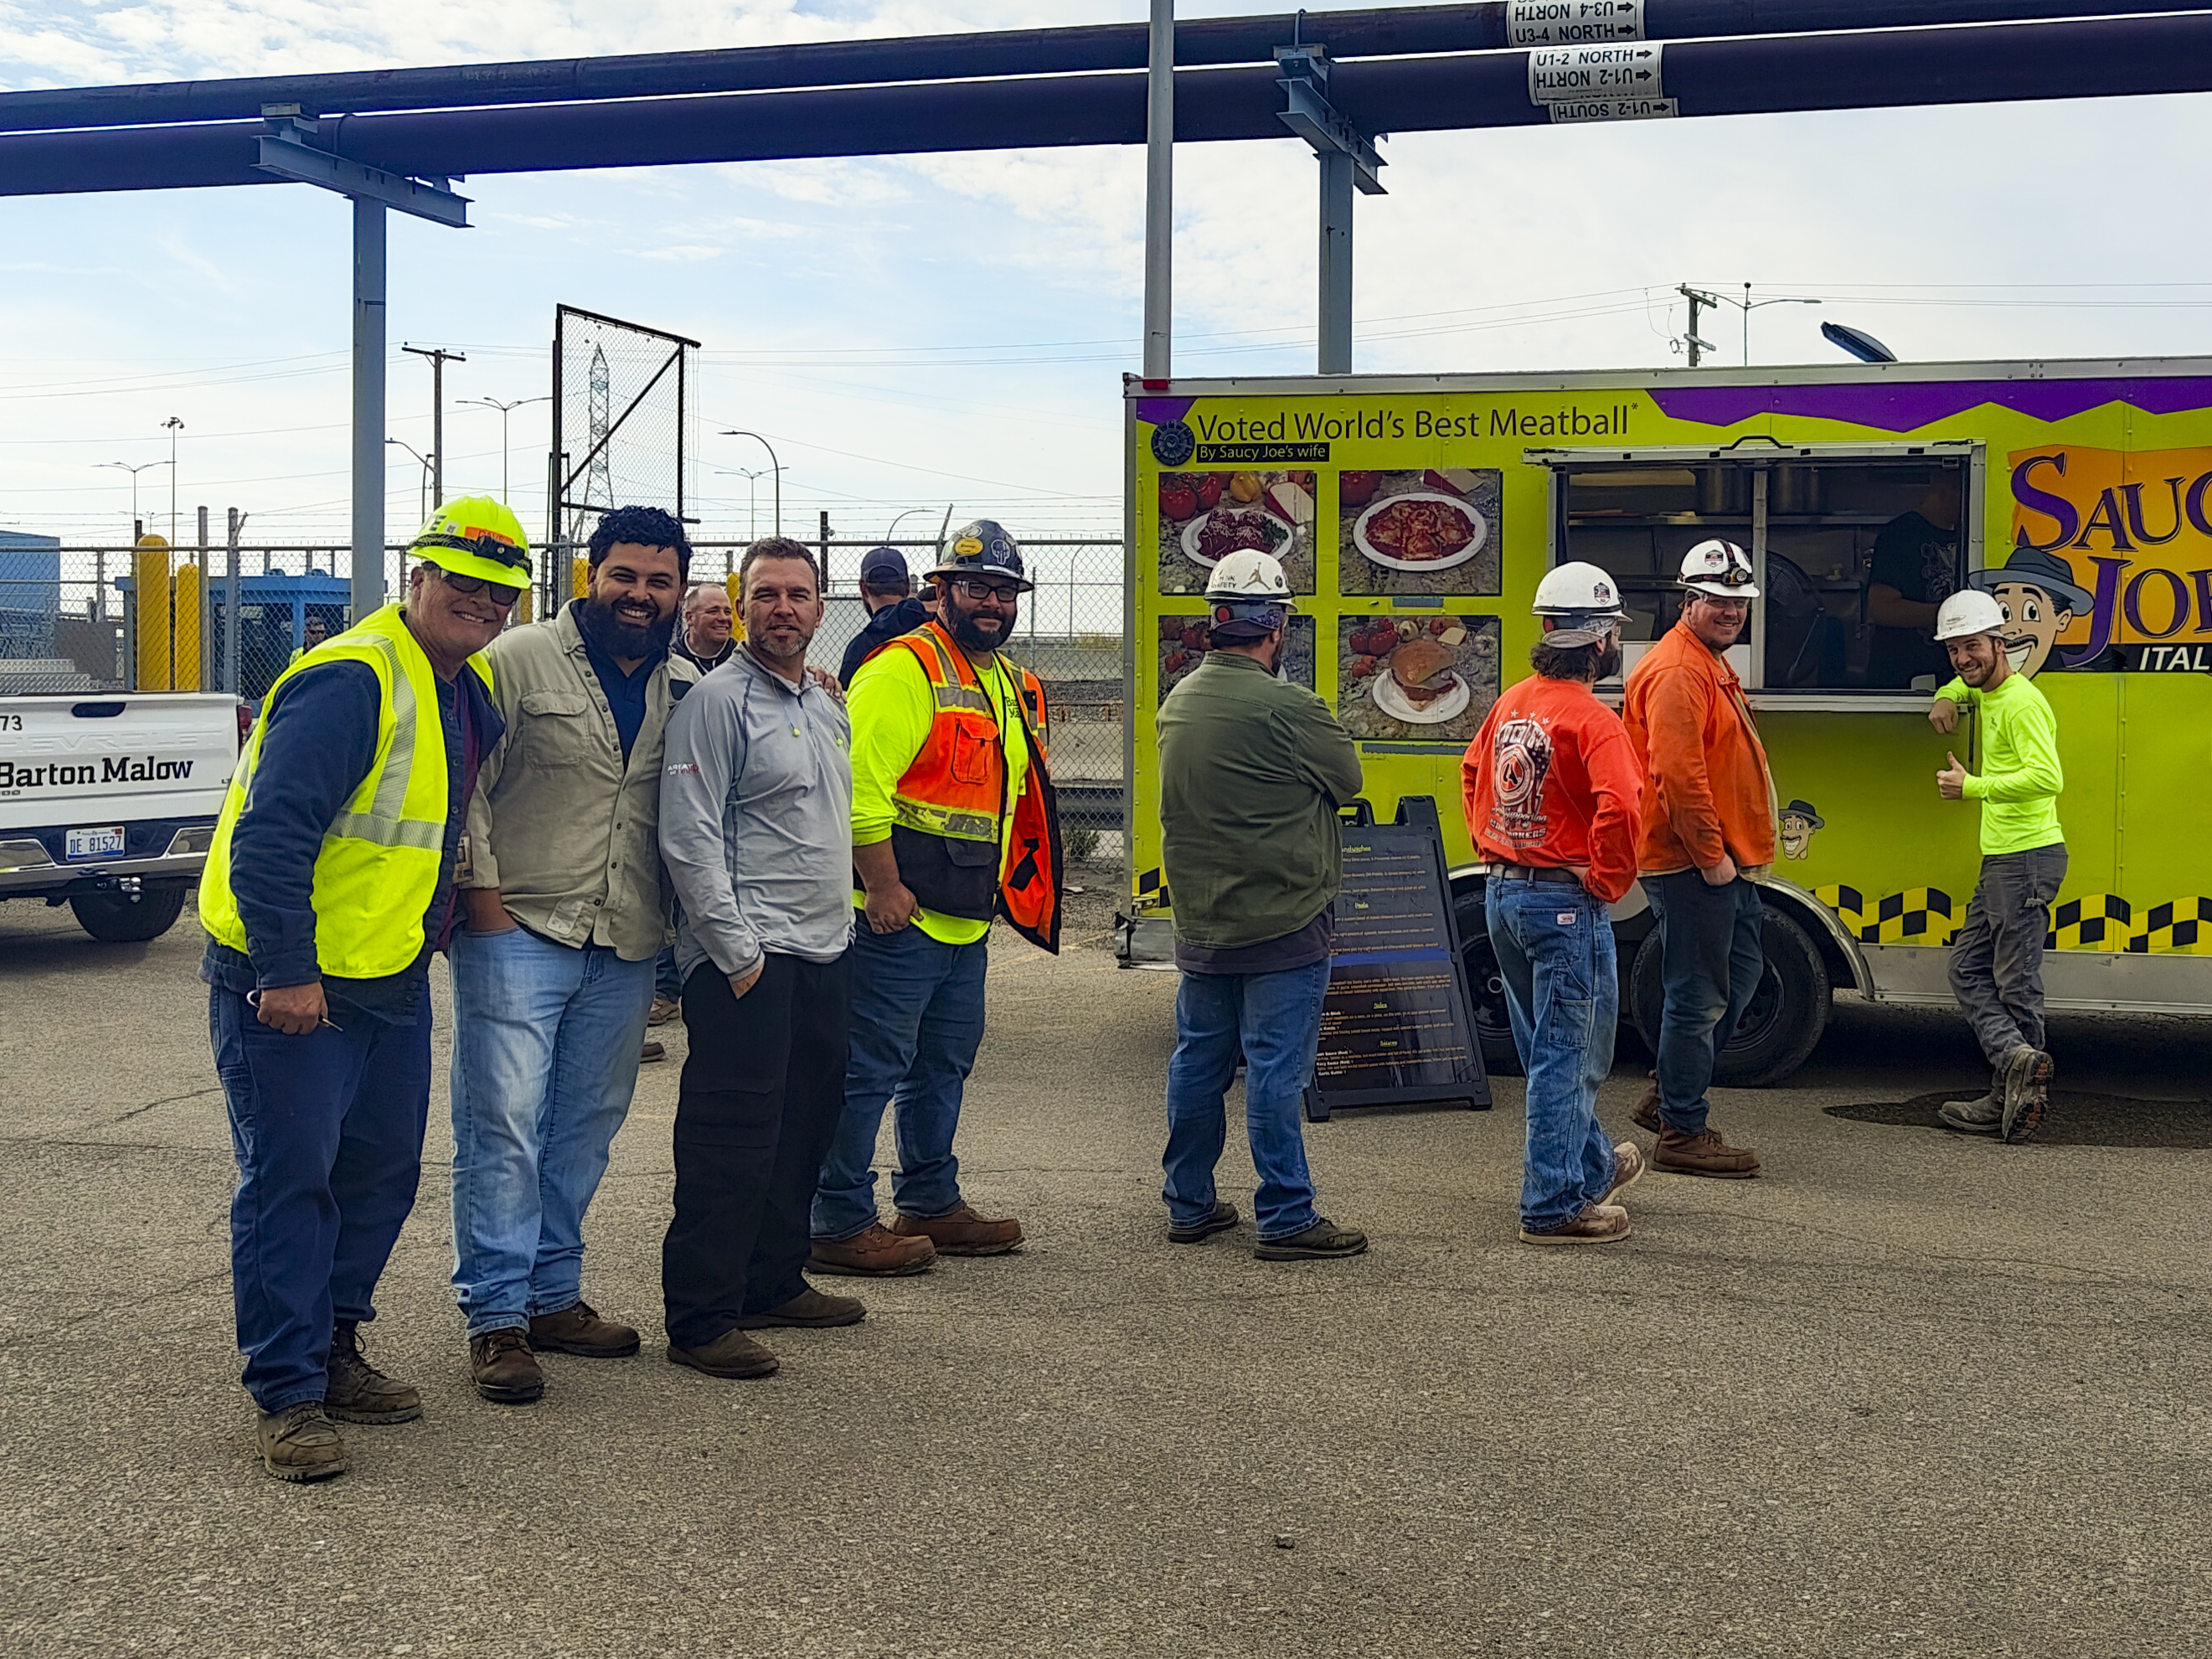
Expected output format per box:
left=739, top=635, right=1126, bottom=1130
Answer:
left=663, top=950, right=853, bottom=1349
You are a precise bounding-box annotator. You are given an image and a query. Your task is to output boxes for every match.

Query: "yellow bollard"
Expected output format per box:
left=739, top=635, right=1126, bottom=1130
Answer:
left=172, top=561, right=202, bottom=690
left=133, top=535, right=172, bottom=690
left=572, top=556, right=590, bottom=600
left=724, top=571, right=745, bottom=641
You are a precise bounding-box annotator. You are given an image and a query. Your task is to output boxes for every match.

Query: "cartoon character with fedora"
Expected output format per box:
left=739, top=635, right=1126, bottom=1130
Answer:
left=1779, top=799, right=1825, bottom=863
left=1969, top=548, right=2095, bottom=679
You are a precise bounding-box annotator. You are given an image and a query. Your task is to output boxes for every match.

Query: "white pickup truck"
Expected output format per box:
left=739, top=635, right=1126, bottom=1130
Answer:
left=0, top=693, right=245, bottom=941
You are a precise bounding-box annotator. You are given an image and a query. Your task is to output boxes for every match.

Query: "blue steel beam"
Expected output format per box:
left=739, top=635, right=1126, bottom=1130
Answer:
left=6, top=13, right=2212, bottom=196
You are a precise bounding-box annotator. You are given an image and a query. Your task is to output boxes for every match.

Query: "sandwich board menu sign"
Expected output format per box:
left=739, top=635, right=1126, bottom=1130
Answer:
left=1303, top=796, right=1492, bottom=1121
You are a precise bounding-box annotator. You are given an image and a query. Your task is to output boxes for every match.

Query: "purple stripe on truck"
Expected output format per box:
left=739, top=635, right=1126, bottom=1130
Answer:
left=1649, top=377, right=2212, bottom=434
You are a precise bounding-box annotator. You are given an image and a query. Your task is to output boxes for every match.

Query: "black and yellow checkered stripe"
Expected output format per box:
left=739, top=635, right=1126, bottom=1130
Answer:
left=2050, top=894, right=2132, bottom=953
left=1815, top=885, right=1958, bottom=946
left=1818, top=887, right=2212, bottom=954
left=2125, top=897, right=2212, bottom=956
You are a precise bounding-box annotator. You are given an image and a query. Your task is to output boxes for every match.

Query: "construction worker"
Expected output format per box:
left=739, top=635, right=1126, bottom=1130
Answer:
left=198, top=500, right=518, bottom=1481
left=1621, top=539, right=1771, bottom=1178
left=672, top=580, right=736, bottom=674
left=449, top=504, right=698, bottom=1406
left=1928, top=589, right=2066, bottom=1141
left=809, top=519, right=1062, bottom=1275
left=1463, top=564, right=1646, bottom=1244
left=1156, top=550, right=1367, bottom=1260
left=839, top=545, right=932, bottom=685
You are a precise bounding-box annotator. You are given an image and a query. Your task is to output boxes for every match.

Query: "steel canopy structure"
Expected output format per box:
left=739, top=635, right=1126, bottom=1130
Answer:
left=7, top=2, right=2212, bottom=616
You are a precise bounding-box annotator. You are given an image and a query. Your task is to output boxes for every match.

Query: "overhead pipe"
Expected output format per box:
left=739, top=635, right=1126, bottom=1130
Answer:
left=3, top=2, right=2211, bottom=133
left=8, top=13, right=2212, bottom=194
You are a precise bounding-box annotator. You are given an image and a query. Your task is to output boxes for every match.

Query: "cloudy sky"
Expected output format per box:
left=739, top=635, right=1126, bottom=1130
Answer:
left=5, top=0, right=2212, bottom=561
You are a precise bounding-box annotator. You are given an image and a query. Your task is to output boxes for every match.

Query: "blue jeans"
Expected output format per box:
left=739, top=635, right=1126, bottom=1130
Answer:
left=1642, top=873, right=1766, bottom=1136
left=1161, top=960, right=1329, bottom=1241
left=1486, top=880, right=1622, bottom=1232
left=655, top=944, right=683, bottom=1002
left=812, top=920, right=987, bottom=1242
left=212, top=986, right=431, bottom=1412
left=448, top=927, right=657, bottom=1337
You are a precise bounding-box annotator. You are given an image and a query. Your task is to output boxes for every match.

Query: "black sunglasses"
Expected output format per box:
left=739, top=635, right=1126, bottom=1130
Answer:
left=431, top=567, right=523, bottom=605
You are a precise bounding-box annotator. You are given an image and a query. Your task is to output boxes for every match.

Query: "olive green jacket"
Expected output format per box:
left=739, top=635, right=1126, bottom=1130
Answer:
left=1156, top=652, right=1364, bottom=951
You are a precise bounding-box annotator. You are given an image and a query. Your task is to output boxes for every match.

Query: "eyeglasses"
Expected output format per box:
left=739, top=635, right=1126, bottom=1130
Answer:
left=947, top=579, right=1022, bottom=603
left=432, top=567, right=523, bottom=606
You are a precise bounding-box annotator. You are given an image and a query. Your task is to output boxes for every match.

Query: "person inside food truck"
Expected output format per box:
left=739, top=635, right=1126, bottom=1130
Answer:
left=1866, top=470, right=1963, bottom=688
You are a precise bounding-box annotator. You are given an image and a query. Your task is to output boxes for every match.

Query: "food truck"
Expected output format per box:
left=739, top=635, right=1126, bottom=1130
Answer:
left=1120, top=357, right=2212, bottom=1083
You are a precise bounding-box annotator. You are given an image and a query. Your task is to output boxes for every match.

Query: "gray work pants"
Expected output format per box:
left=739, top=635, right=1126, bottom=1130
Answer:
left=1947, top=842, right=2067, bottom=1081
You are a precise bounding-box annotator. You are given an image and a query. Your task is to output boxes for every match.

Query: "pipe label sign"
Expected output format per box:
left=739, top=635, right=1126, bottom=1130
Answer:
left=1528, top=43, right=1665, bottom=104
left=1508, top=1, right=1646, bottom=47
left=1546, top=95, right=1678, bottom=124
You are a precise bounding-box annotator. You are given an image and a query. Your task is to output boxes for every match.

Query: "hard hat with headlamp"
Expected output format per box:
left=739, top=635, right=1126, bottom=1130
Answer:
left=410, top=496, right=533, bottom=590
left=1678, top=538, right=1760, bottom=600
left=1533, top=561, right=1629, bottom=647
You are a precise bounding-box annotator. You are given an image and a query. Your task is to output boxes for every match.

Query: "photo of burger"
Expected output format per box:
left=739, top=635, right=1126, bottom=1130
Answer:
left=1337, top=615, right=1501, bottom=743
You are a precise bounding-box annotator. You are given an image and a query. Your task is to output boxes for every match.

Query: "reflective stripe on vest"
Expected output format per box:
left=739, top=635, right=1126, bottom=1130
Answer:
left=198, top=604, right=492, bottom=980
left=884, top=622, right=1045, bottom=847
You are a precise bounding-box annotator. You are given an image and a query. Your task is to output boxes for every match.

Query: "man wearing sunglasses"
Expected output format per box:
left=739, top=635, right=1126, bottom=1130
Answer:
left=809, top=519, right=1063, bottom=1275
left=449, top=503, right=699, bottom=1406
left=199, top=498, right=518, bottom=1480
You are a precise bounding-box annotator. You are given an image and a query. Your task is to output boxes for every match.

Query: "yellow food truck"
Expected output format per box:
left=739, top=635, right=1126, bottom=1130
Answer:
left=1120, top=357, right=2212, bottom=1082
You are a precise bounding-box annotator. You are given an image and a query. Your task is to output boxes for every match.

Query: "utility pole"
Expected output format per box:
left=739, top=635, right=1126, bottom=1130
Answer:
left=1678, top=286, right=1717, bottom=370
left=1142, top=0, right=1173, bottom=380
left=402, top=344, right=467, bottom=508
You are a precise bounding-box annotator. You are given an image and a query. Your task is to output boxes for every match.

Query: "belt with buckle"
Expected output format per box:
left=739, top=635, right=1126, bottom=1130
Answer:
left=1486, top=863, right=1580, bottom=886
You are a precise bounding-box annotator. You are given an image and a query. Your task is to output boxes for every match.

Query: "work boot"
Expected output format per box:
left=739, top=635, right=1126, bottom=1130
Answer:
left=668, top=1328, right=780, bottom=1380
left=1519, top=1203, right=1632, bottom=1247
left=736, top=1288, right=865, bottom=1329
left=255, top=1402, right=349, bottom=1482
left=890, top=1203, right=1024, bottom=1257
left=1937, top=1090, right=2002, bottom=1135
left=1600, top=1141, right=1646, bottom=1207
left=1168, top=1199, right=1239, bottom=1244
left=1254, top=1218, right=1368, bottom=1261
left=809, top=1224, right=937, bottom=1277
left=2002, top=1045, right=2054, bottom=1144
left=529, top=1300, right=641, bottom=1358
left=1653, top=1125, right=1762, bottom=1178
left=640, top=1038, right=667, bottom=1064
left=1631, top=1078, right=1663, bottom=1136
left=469, top=1327, right=545, bottom=1404
left=324, top=1321, right=422, bottom=1425
left=647, top=995, right=681, bottom=1027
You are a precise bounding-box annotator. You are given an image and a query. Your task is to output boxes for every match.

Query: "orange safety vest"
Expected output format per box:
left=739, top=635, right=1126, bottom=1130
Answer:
left=880, top=621, right=1063, bottom=955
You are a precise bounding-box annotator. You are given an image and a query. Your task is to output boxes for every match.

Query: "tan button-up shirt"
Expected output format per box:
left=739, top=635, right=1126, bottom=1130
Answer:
left=459, top=601, right=699, bottom=961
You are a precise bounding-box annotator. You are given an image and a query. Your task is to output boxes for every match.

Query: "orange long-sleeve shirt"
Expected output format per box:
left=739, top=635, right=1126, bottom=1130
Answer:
left=1462, top=672, right=1644, bottom=905
left=1620, top=619, right=1776, bottom=877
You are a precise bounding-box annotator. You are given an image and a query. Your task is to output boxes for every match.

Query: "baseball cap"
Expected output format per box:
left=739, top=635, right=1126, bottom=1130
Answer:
left=859, top=546, right=910, bottom=587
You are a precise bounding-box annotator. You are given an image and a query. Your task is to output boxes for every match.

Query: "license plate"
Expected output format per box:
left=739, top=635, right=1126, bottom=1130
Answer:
left=66, top=826, right=126, bottom=861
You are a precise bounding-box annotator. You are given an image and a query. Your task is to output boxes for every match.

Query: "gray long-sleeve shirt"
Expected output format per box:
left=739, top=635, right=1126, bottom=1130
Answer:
left=658, top=647, right=854, bottom=980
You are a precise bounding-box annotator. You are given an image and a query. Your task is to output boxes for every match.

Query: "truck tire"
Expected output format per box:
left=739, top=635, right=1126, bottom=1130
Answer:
left=1453, top=886, right=1524, bottom=1078
left=1628, top=902, right=1830, bottom=1089
left=70, top=880, right=189, bottom=944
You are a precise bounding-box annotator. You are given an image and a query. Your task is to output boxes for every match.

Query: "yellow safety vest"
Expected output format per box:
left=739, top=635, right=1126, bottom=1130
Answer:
left=199, top=604, right=493, bottom=980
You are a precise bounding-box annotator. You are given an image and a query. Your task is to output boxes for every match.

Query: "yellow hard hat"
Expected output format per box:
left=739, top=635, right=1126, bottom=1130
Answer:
left=410, top=496, right=533, bottom=587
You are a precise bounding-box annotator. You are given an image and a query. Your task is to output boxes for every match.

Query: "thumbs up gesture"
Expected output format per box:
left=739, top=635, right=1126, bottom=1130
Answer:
left=1936, top=751, right=1968, bottom=801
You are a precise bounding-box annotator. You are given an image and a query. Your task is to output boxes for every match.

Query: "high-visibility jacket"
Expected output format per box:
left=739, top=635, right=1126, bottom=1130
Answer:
left=880, top=621, right=1063, bottom=954
left=199, top=604, right=493, bottom=980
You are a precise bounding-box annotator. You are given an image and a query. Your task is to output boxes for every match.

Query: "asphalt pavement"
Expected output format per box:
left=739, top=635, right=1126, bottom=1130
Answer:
left=3, top=887, right=2209, bottom=1658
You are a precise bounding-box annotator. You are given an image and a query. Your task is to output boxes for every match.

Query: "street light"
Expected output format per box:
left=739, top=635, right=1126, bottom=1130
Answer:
left=162, top=415, right=184, bottom=544
left=95, top=458, right=172, bottom=544
left=386, top=438, right=433, bottom=525
left=714, top=466, right=770, bottom=540
left=461, top=394, right=549, bottom=502
left=882, top=507, right=935, bottom=545
left=1823, top=322, right=1900, bottom=364
left=719, top=430, right=782, bottom=536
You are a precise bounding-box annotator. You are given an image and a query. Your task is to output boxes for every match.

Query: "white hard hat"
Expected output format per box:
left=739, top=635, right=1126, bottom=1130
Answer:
left=1934, top=588, right=2007, bottom=642
left=1679, top=538, right=1760, bottom=600
left=1205, top=549, right=1292, bottom=600
left=1534, top=561, right=1629, bottom=646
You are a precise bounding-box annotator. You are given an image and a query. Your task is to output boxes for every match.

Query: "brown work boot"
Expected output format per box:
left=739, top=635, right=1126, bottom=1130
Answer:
left=809, top=1224, right=937, bottom=1277
left=2002, top=1044, right=2053, bottom=1145
left=890, top=1203, right=1024, bottom=1256
left=647, top=995, right=681, bottom=1027
left=1254, top=1218, right=1368, bottom=1261
left=640, top=1038, right=667, bottom=1064
left=736, top=1288, right=865, bottom=1329
left=1519, top=1203, right=1632, bottom=1246
left=256, top=1402, right=349, bottom=1482
left=1653, top=1125, right=1762, bottom=1178
left=668, top=1327, right=780, bottom=1380
left=529, top=1300, right=641, bottom=1358
left=1600, top=1141, right=1646, bottom=1207
left=1631, top=1078, right=1663, bottom=1135
left=469, top=1327, right=545, bottom=1404
left=1937, top=1089, right=2002, bottom=1135
left=324, top=1321, right=421, bottom=1425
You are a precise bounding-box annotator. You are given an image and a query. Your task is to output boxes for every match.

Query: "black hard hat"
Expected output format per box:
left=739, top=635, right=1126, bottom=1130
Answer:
left=926, top=518, right=1033, bottom=592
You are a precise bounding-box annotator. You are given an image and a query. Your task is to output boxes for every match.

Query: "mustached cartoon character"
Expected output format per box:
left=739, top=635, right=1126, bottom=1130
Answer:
left=1968, top=548, right=2093, bottom=679
left=1779, top=799, right=1825, bottom=862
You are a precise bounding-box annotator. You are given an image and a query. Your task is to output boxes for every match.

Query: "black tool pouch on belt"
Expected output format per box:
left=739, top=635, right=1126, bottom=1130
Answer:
left=887, top=826, right=999, bottom=921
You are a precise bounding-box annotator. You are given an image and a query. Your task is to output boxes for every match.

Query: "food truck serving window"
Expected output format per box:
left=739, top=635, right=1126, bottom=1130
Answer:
left=1533, top=443, right=1980, bottom=698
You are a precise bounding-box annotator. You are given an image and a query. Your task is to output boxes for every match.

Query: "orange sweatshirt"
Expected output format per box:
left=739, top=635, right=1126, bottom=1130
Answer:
left=1462, top=673, right=1644, bottom=904
left=1620, top=619, right=1776, bottom=877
